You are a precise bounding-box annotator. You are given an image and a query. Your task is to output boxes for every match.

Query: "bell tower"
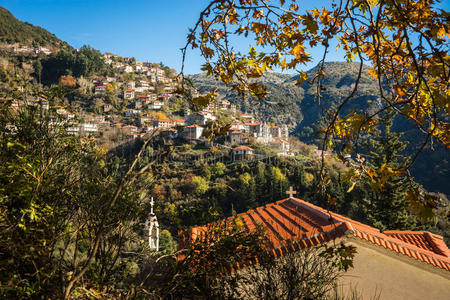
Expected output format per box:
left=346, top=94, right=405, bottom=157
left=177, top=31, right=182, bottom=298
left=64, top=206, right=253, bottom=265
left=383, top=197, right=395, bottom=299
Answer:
left=147, top=197, right=159, bottom=251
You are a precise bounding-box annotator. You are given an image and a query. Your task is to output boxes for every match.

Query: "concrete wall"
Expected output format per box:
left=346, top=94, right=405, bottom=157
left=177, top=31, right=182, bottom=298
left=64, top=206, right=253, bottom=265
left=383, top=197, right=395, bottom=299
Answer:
left=338, top=238, right=450, bottom=300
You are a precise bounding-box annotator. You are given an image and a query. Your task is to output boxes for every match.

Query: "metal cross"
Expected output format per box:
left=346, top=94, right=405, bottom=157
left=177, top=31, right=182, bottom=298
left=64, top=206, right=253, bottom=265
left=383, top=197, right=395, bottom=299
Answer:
left=286, top=186, right=297, bottom=198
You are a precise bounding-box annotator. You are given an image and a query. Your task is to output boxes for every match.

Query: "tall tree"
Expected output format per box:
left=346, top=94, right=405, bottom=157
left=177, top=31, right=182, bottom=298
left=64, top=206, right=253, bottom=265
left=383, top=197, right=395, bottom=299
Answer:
left=361, top=111, right=415, bottom=230
left=33, top=58, right=42, bottom=83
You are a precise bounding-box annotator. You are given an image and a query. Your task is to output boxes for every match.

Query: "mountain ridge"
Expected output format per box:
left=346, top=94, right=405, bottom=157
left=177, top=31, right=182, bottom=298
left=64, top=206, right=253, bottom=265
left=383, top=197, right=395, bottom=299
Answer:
left=0, top=6, right=70, bottom=50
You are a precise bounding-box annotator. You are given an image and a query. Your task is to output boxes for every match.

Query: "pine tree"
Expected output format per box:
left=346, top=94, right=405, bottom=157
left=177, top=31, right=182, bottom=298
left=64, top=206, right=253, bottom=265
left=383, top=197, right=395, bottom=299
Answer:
left=33, top=59, right=42, bottom=83
left=361, top=110, right=415, bottom=231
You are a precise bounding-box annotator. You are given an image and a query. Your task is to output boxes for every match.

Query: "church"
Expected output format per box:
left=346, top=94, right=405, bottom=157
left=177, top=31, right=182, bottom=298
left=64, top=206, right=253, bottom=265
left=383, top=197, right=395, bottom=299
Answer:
left=179, top=188, right=450, bottom=299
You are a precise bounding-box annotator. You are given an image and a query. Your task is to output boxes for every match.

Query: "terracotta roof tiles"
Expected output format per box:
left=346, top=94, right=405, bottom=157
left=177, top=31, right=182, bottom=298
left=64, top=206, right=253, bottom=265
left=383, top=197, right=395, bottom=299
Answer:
left=180, top=197, right=450, bottom=271
left=232, top=146, right=254, bottom=151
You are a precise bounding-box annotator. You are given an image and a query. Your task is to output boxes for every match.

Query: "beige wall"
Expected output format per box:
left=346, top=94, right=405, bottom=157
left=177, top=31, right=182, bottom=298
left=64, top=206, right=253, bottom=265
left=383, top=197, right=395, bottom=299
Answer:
left=338, top=238, right=450, bottom=300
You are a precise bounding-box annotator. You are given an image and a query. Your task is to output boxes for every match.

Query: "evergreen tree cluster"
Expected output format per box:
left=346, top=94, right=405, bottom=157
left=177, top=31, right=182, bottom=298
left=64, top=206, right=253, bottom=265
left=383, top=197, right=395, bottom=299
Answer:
left=360, top=111, right=416, bottom=231
left=40, top=45, right=106, bottom=84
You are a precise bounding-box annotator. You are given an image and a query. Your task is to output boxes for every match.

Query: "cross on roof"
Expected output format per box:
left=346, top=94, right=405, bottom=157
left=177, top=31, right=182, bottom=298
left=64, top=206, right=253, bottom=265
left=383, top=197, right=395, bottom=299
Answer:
left=286, top=186, right=297, bottom=198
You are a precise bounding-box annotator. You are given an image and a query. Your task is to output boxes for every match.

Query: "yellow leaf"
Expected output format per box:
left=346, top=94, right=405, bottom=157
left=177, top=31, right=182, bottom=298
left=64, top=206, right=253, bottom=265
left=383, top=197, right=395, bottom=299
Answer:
left=437, top=27, right=446, bottom=38
left=291, top=44, right=305, bottom=59
left=396, top=86, right=406, bottom=96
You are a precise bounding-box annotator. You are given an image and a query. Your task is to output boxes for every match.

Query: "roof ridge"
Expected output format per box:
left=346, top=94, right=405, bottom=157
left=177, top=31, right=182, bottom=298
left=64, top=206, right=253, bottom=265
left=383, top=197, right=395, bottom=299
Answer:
left=179, top=197, right=450, bottom=271
left=424, top=232, right=450, bottom=257
left=286, top=197, right=450, bottom=270
left=352, top=228, right=450, bottom=270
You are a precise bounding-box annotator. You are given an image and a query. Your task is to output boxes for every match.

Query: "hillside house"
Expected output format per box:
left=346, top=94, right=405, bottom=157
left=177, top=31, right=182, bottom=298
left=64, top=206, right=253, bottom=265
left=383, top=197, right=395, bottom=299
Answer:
left=164, top=85, right=173, bottom=92
left=32, top=98, right=49, bottom=110
left=241, top=113, right=255, bottom=123
left=137, top=80, right=150, bottom=88
left=128, top=132, right=146, bottom=140
left=231, top=145, right=254, bottom=161
left=126, top=81, right=136, bottom=89
left=153, top=118, right=185, bottom=128
left=148, top=75, right=157, bottom=83
left=153, top=118, right=172, bottom=128
left=94, top=85, right=107, bottom=95
left=122, top=125, right=139, bottom=133
left=229, top=130, right=245, bottom=145
left=138, top=117, right=151, bottom=126
left=182, top=125, right=204, bottom=140
left=186, top=112, right=216, bottom=125
left=98, top=121, right=111, bottom=129
left=230, top=122, right=246, bottom=131
left=172, top=118, right=185, bottom=126
left=179, top=194, right=450, bottom=300
left=79, top=123, right=98, bottom=134
left=66, top=126, right=80, bottom=135
left=60, top=112, right=75, bottom=119
left=135, top=80, right=151, bottom=92
left=206, top=99, right=232, bottom=111
left=123, top=89, right=135, bottom=100
left=147, top=101, right=163, bottom=110
left=142, top=125, right=154, bottom=132
left=123, top=65, right=133, bottom=73
left=158, top=127, right=178, bottom=139
left=269, top=138, right=290, bottom=154
left=125, top=109, right=140, bottom=117
left=249, top=123, right=272, bottom=142
left=37, top=47, right=52, bottom=55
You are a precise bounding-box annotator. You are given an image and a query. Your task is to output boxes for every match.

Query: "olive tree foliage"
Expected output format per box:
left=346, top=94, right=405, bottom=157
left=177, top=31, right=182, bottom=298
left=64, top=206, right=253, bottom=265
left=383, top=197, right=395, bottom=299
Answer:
left=0, top=72, right=161, bottom=299
left=180, top=0, right=449, bottom=219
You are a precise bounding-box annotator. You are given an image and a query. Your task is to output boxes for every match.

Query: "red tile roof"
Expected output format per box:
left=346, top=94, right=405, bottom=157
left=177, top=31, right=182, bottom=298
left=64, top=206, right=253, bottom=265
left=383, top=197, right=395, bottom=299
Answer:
left=180, top=197, right=450, bottom=271
left=232, top=146, right=254, bottom=151
left=384, top=231, right=450, bottom=257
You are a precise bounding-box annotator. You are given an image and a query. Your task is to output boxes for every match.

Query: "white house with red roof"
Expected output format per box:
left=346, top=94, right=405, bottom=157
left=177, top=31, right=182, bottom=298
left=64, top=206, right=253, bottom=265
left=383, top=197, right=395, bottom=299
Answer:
left=182, top=125, right=204, bottom=140
left=94, top=85, right=106, bottom=95
left=231, top=145, right=254, bottom=161
left=123, top=89, right=135, bottom=100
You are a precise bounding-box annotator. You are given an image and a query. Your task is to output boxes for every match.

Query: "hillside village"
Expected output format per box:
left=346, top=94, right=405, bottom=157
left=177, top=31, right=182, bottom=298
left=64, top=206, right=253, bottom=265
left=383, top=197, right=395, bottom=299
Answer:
left=3, top=45, right=293, bottom=157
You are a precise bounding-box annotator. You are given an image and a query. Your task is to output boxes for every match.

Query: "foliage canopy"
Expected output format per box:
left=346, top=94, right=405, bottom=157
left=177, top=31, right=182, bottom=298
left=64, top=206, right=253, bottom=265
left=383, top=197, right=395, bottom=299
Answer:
left=182, top=0, right=449, bottom=216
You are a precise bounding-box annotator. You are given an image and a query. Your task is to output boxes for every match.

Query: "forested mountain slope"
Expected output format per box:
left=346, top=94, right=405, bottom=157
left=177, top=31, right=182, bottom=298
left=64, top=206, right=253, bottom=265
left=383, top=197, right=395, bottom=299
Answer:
left=0, top=6, right=70, bottom=49
left=190, top=62, right=449, bottom=195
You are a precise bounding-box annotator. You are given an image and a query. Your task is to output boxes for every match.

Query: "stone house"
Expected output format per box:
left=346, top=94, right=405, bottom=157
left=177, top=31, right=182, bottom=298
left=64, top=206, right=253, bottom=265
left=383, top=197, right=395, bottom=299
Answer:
left=182, top=124, right=204, bottom=140
left=229, top=130, right=245, bottom=145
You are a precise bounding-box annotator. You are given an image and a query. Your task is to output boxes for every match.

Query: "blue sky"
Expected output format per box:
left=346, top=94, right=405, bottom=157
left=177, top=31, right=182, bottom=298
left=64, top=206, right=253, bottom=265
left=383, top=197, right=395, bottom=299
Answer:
left=1, top=0, right=211, bottom=73
left=1, top=0, right=448, bottom=74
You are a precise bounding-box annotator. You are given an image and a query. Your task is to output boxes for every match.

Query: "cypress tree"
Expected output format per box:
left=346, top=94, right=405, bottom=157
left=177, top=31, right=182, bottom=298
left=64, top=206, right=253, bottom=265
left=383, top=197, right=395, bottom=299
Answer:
left=361, top=110, right=415, bottom=231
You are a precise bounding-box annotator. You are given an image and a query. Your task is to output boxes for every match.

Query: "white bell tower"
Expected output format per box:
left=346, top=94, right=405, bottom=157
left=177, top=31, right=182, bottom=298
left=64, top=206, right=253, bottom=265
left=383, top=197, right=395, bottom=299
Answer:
left=146, top=197, right=159, bottom=251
